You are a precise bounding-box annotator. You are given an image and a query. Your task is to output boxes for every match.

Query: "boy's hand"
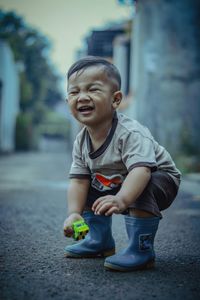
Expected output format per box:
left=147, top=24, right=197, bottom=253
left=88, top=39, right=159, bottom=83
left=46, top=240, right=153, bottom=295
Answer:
left=92, top=195, right=126, bottom=216
left=63, top=213, right=83, bottom=237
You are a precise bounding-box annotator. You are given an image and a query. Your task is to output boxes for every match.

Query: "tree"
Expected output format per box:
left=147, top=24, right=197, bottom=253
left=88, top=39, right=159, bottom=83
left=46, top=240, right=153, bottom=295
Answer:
left=0, top=10, right=62, bottom=115
left=0, top=10, right=63, bottom=149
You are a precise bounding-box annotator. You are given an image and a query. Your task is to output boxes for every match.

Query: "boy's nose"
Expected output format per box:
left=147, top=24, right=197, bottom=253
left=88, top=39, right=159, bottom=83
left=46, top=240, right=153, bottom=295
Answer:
left=77, top=91, right=90, bottom=102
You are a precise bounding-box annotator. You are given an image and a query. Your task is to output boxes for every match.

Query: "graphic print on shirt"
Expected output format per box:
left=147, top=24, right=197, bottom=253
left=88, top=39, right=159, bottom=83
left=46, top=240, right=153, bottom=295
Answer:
left=91, top=173, right=124, bottom=192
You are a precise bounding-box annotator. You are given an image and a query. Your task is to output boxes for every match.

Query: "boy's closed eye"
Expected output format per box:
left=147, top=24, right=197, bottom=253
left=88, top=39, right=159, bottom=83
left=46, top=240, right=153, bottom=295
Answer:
left=69, top=89, right=78, bottom=93
left=68, top=90, right=79, bottom=96
left=89, top=87, right=100, bottom=92
left=88, top=84, right=102, bottom=91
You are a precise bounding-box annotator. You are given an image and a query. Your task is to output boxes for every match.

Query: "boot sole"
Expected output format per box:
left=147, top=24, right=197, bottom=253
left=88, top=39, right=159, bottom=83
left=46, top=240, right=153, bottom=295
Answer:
left=64, top=248, right=115, bottom=258
left=104, top=259, right=155, bottom=272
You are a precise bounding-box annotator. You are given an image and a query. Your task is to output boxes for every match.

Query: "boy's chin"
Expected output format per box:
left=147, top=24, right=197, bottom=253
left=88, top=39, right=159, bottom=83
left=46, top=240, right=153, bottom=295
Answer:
left=76, top=116, right=96, bottom=126
left=79, top=120, right=97, bottom=127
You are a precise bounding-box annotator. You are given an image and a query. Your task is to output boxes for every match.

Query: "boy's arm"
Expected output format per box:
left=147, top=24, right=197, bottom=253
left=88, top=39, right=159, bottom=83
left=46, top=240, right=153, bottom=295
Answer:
left=63, top=178, right=90, bottom=236
left=67, top=178, right=90, bottom=215
left=92, top=167, right=151, bottom=216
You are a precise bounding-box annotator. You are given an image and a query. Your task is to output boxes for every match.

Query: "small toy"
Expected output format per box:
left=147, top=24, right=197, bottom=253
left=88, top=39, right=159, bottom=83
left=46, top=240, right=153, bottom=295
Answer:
left=72, top=220, right=89, bottom=241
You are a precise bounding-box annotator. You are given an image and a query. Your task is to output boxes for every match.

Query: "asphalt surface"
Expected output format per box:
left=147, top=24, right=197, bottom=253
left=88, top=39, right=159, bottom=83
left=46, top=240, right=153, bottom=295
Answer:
left=0, top=152, right=200, bottom=300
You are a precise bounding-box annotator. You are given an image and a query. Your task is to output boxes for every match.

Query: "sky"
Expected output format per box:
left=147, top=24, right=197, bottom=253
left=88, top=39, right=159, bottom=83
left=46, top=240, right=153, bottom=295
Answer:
left=0, top=0, right=131, bottom=83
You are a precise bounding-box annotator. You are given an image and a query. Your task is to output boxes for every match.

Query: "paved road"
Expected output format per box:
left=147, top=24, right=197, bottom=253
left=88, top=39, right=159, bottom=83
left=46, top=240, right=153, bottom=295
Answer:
left=0, top=152, right=200, bottom=300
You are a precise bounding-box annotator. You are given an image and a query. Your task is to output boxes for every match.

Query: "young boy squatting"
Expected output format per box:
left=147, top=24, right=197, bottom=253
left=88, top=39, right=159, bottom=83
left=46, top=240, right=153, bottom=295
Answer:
left=63, top=56, right=181, bottom=272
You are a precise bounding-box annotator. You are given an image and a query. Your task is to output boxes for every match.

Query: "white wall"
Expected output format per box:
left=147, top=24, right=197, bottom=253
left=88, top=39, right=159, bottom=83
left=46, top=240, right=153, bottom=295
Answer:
left=0, top=41, right=19, bottom=152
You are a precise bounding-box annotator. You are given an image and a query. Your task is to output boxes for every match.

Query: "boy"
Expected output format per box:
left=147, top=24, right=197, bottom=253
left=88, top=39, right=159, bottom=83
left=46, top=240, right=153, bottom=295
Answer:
left=63, top=56, right=181, bottom=272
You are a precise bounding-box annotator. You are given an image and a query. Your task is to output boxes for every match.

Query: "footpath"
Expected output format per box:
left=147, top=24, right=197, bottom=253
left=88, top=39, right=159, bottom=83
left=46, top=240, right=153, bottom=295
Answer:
left=0, top=152, right=200, bottom=300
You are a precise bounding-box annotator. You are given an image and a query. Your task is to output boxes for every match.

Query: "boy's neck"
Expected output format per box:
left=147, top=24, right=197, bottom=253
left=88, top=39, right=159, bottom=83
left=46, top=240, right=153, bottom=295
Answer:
left=87, top=119, right=113, bottom=151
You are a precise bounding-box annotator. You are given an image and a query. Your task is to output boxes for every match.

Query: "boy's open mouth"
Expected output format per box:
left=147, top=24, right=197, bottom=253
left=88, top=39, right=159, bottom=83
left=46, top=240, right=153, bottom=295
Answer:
left=78, top=106, right=94, bottom=112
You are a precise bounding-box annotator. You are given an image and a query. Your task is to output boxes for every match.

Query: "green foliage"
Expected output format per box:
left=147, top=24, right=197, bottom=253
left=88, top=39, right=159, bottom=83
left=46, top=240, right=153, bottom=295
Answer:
left=0, top=10, right=64, bottom=150
left=175, top=155, right=200, bottom=174
left=33, top=102, right=47, bottom=125
left=180, top=124, right=196, bottom=156
left=15, top=113, right=33, bottom=150
left=38, top=110, right=70, bottom=138
left=0, top=13, right=63, bottom=112
left=20, top=72, right=33, bottom=110
left=173, top=122, right=200, bottom=173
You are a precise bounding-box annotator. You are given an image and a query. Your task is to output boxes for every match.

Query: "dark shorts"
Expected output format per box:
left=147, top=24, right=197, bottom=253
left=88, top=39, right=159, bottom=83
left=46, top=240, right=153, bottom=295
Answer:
left=85, top=171, right=180, bottom=218
left=127, top=171, right=180, bottom=217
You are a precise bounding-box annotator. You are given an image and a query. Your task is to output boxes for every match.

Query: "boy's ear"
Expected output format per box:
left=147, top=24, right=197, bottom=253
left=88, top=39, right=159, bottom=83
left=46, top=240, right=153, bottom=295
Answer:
left=112, top=91, right=122, bottom=108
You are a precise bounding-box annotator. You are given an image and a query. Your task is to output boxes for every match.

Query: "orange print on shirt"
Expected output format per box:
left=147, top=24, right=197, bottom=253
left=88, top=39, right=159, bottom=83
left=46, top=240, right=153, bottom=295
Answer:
left=95, top=174, right=123, bottom=188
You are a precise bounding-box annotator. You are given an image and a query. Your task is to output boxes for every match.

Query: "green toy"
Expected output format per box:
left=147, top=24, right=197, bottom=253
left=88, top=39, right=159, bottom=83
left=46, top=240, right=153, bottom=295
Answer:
left=72, top=220, right=89, bottom=241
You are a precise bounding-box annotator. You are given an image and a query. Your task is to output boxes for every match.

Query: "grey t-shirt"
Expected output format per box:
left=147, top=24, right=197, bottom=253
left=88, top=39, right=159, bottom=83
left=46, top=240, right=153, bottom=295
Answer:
left=69, top=113, right=181, bottom=194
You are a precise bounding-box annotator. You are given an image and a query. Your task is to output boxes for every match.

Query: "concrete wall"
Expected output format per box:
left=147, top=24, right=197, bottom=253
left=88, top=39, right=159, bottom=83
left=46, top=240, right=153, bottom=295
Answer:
left=130, top=0, right=200, bottom=157
left=0, top=41, right=19, bottom=152
left=113, top=35, right=130, bottom=95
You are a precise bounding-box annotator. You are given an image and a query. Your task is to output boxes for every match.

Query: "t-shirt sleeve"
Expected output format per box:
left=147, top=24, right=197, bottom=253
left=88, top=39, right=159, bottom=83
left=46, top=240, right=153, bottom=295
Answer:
left=69, top=138, right=91, bottom=179
left=121, top=132, right=157, bottom=172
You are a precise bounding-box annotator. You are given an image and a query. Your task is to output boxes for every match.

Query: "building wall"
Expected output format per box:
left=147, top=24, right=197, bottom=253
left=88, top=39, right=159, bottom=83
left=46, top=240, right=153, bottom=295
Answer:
left=129, top=0, right=200, bottom=157
left=113, top=35, right=130, bottom=96
left=0, top=41, right=19, bottom=152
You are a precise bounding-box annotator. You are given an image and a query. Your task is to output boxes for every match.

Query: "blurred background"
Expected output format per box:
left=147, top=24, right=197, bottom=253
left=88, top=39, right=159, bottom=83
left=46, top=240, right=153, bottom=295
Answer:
left=0, top=0, right=200, bottom=173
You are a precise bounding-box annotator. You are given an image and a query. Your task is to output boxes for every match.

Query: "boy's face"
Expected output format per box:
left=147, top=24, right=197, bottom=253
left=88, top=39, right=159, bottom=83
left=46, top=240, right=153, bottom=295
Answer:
left=67, top=65, right=122, bottom=128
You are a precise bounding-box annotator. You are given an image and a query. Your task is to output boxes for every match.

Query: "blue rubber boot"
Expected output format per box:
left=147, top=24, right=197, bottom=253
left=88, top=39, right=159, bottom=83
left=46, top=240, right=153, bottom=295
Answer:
left=64, top=211, right=115, bottom=258
left=104, top=215, right=160, bottom=271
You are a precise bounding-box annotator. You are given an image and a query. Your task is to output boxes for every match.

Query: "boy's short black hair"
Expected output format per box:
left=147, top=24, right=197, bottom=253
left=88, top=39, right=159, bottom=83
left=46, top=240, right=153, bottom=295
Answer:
left=67, top=56, right=121, bottom=90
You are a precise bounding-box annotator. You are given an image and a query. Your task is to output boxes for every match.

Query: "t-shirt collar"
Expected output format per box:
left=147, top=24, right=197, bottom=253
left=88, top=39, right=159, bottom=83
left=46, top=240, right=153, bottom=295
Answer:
left=86, top=111, right=118, bottom=159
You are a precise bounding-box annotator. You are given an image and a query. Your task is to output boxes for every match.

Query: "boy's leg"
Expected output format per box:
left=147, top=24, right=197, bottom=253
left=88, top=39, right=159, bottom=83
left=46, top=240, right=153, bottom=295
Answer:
left=104, top=214, right=160, bottom=271
left=104, top=171, right=180, bottom=271
left=129, top=208, right=154, bottom=217
left=128, top=170, right=180, bottom=217
left=64, top=190, right=116, bottom=258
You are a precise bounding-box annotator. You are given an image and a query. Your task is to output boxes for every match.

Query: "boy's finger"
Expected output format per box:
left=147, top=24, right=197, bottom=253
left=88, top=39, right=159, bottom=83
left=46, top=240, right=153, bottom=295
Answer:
left=95, top=197, right=113, bottom=213
left=92, top=197, right=104, bottom=210
left=105, top=207, right=119, bottom=216
left=63, top=226, right=73, bottom=237
left=94, top=200, right=107, bottom=214
left=93, top=196, right=110, bottom=211
left=95, top=202, right=112, bottom=215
